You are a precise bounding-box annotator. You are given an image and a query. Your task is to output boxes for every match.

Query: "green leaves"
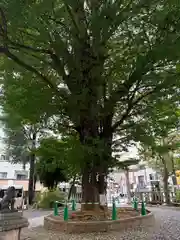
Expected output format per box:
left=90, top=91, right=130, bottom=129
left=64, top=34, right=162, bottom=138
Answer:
left=1, top=65, right=61, bottom=125
left=35, top=136, right=79, bottom=189
left=36, top=136, right=82, bottom=177
left=1, top=0, right=180, bottom=178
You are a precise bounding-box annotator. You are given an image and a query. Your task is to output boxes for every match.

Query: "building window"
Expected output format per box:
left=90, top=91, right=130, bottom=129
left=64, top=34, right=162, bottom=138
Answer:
left=149, top=173, right=158, bottom=181
left=15, top=170, right=28, bottom=180
left=16, top=174, right=27, bottom=180
left=149, top=174, right=153, bottom=180
left=138, top=175, right=145, bottom=188
left=0, top=155, right=6, bottom=161
left=0, top=172, right=7, bottom=179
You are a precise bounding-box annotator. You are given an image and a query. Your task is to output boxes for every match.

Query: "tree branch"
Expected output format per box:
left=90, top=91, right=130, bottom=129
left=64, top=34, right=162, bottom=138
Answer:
left=5, top=50, right=61, bottom=96
left=0, top=7, right=7, bottom=43
left=112, top=89, right=155, bottom=131
left=8, top=40, right=52, bottom=55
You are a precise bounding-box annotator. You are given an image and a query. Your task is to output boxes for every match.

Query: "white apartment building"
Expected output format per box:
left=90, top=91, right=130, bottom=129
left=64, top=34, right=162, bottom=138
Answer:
left=0, top=126, right=35, bottom=191
left=0, top=126, right=29, bottom=179
left=108, top=146, right=159, bottom=194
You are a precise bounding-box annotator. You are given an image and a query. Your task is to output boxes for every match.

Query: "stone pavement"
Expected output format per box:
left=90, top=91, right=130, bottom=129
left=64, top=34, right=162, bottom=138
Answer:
left=21, top=206, right=180, bottom=239
left=23, top=209, right=52, bottom=228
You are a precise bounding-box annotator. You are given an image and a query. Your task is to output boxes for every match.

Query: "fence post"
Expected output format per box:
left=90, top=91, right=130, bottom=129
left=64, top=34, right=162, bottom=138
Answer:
left=112, top=198, right=117, bottom=220
left=141, top=201, right=146, bottom=216
left=64, top=203, right=69, bottom=221
left=133, top=198, right=138, bottom=210
left=72, top=199, right=76, bottom=211
left=54, top=201, right=58, bottom=216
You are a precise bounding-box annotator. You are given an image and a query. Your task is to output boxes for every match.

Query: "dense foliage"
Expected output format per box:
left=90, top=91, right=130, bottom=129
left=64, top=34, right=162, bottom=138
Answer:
left=1, top=0, right=180, bottom=208
left=35, top=136, right=82, bottom=189
left=34, top=189, right=65, bottom=209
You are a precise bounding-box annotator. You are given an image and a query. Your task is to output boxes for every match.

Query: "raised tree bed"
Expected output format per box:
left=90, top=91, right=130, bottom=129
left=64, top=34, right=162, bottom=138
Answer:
left=44, top=207, right=155, bottom=233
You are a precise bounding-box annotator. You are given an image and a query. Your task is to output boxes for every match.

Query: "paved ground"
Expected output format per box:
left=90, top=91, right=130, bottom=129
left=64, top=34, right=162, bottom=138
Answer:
left=23, top=209, right=52, bottom=228
left=24, top=205, right=80, bottom=228
left=23, top=209, right=52, bottom=219
left=150, top=206, right=180, bottom=239
left=21, top=206, right=180, bottom=239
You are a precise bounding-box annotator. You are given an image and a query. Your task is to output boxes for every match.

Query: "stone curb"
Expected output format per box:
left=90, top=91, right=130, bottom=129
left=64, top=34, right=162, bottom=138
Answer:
left=44, top=207, right=155, bottom=233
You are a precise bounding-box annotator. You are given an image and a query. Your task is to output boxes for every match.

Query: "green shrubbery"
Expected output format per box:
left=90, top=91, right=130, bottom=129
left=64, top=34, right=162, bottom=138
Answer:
left=176, top=190, right=180, bottom=203
left=34, top=189, right=66, bottom=209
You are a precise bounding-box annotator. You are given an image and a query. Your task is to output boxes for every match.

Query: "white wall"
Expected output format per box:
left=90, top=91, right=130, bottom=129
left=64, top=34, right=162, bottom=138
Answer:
left=0, top=123, right=30, bottom=179
left=0, top=124, right=6, bottom=154
left=0, top=161, right=29, bottom=179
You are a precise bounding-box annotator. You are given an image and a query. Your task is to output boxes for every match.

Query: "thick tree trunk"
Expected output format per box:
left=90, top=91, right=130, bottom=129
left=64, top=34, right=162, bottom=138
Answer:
left=81, top=142, right=111, bottom=211
left=78, top=110, right=113, bottom=211
left=81, top=164, right=100, bottom=211
left=98, top=117, right=113, bottom=209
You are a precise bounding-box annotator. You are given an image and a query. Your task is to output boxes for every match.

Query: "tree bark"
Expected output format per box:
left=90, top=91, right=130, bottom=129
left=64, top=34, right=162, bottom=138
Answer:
left=81, top=137, right=112, bottom=211
left=28, top=133, right=36, bottom=205
left=33, top=173, right=37, bottom=192
left=161, top=156, right=170, bottom=204
left=77, top=103, right=113, bottom=211
left=125, top=168, right=131, bottom=204
left=28, top=152, right=35, bottom=205
left=163, top=166, right=170, bottom=204
left=81, top=164, right=100, bottom=211
left=68, top=176, right=76, bottom=201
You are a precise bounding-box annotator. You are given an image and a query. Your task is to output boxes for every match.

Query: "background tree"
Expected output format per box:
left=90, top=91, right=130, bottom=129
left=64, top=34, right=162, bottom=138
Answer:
left=0, top=72, right=53, bottom=205
left=36, top=158, right=67, bottom=190
left=3, top=127, right=29, bottom=170
left=137, top=106, right=180, bottom=204
left=0, top=111, right=40, bottom=204
left=1, top=0, right=180, bottom=211
left=36, top=136, right=82, bottom=180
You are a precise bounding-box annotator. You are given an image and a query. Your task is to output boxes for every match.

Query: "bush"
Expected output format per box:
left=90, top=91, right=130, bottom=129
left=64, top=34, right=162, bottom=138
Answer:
left=176, top=190, right=180, bottom=203
left=34, top=189, right=66, bottom=209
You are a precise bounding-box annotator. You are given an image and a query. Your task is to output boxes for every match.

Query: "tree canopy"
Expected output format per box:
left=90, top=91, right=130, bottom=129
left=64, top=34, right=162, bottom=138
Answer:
left=1, top=1, right=180, bottom=132
left=1, top=0, right=180, bottom=207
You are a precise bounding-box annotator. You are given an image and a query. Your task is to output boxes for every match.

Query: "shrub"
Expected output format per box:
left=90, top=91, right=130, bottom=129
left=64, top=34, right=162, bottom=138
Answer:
left=176, top=190, right=180, bottom=203
left=34, top=189, right=66, bottom=209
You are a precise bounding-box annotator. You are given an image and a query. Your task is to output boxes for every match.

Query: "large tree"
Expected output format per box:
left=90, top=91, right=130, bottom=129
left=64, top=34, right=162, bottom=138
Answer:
left=1, top=0, right=180, bottom=211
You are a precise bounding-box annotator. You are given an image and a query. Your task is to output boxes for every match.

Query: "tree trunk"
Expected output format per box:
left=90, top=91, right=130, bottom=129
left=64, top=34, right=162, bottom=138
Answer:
left=77, top=110, right=113, bottom=211
left=28, top=152, right=35, bottom=205
left=33, top=173, right=37, bottom=192
left=98, top=172, right=108, bottom=211
left=81, top=140, right=111, bottom=211
left=28, top=133, right=36, bottom=205
left=98, top=118, right=113, bottom=210
left=68, top=176, right=76, bottom=201
left=161, top=156, right=170, bottom=205
left=81, top=164, right=100, bottom=211
left=125, top=168, right=131, bottom=204
left=163, top=166, right=170, bottom=204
